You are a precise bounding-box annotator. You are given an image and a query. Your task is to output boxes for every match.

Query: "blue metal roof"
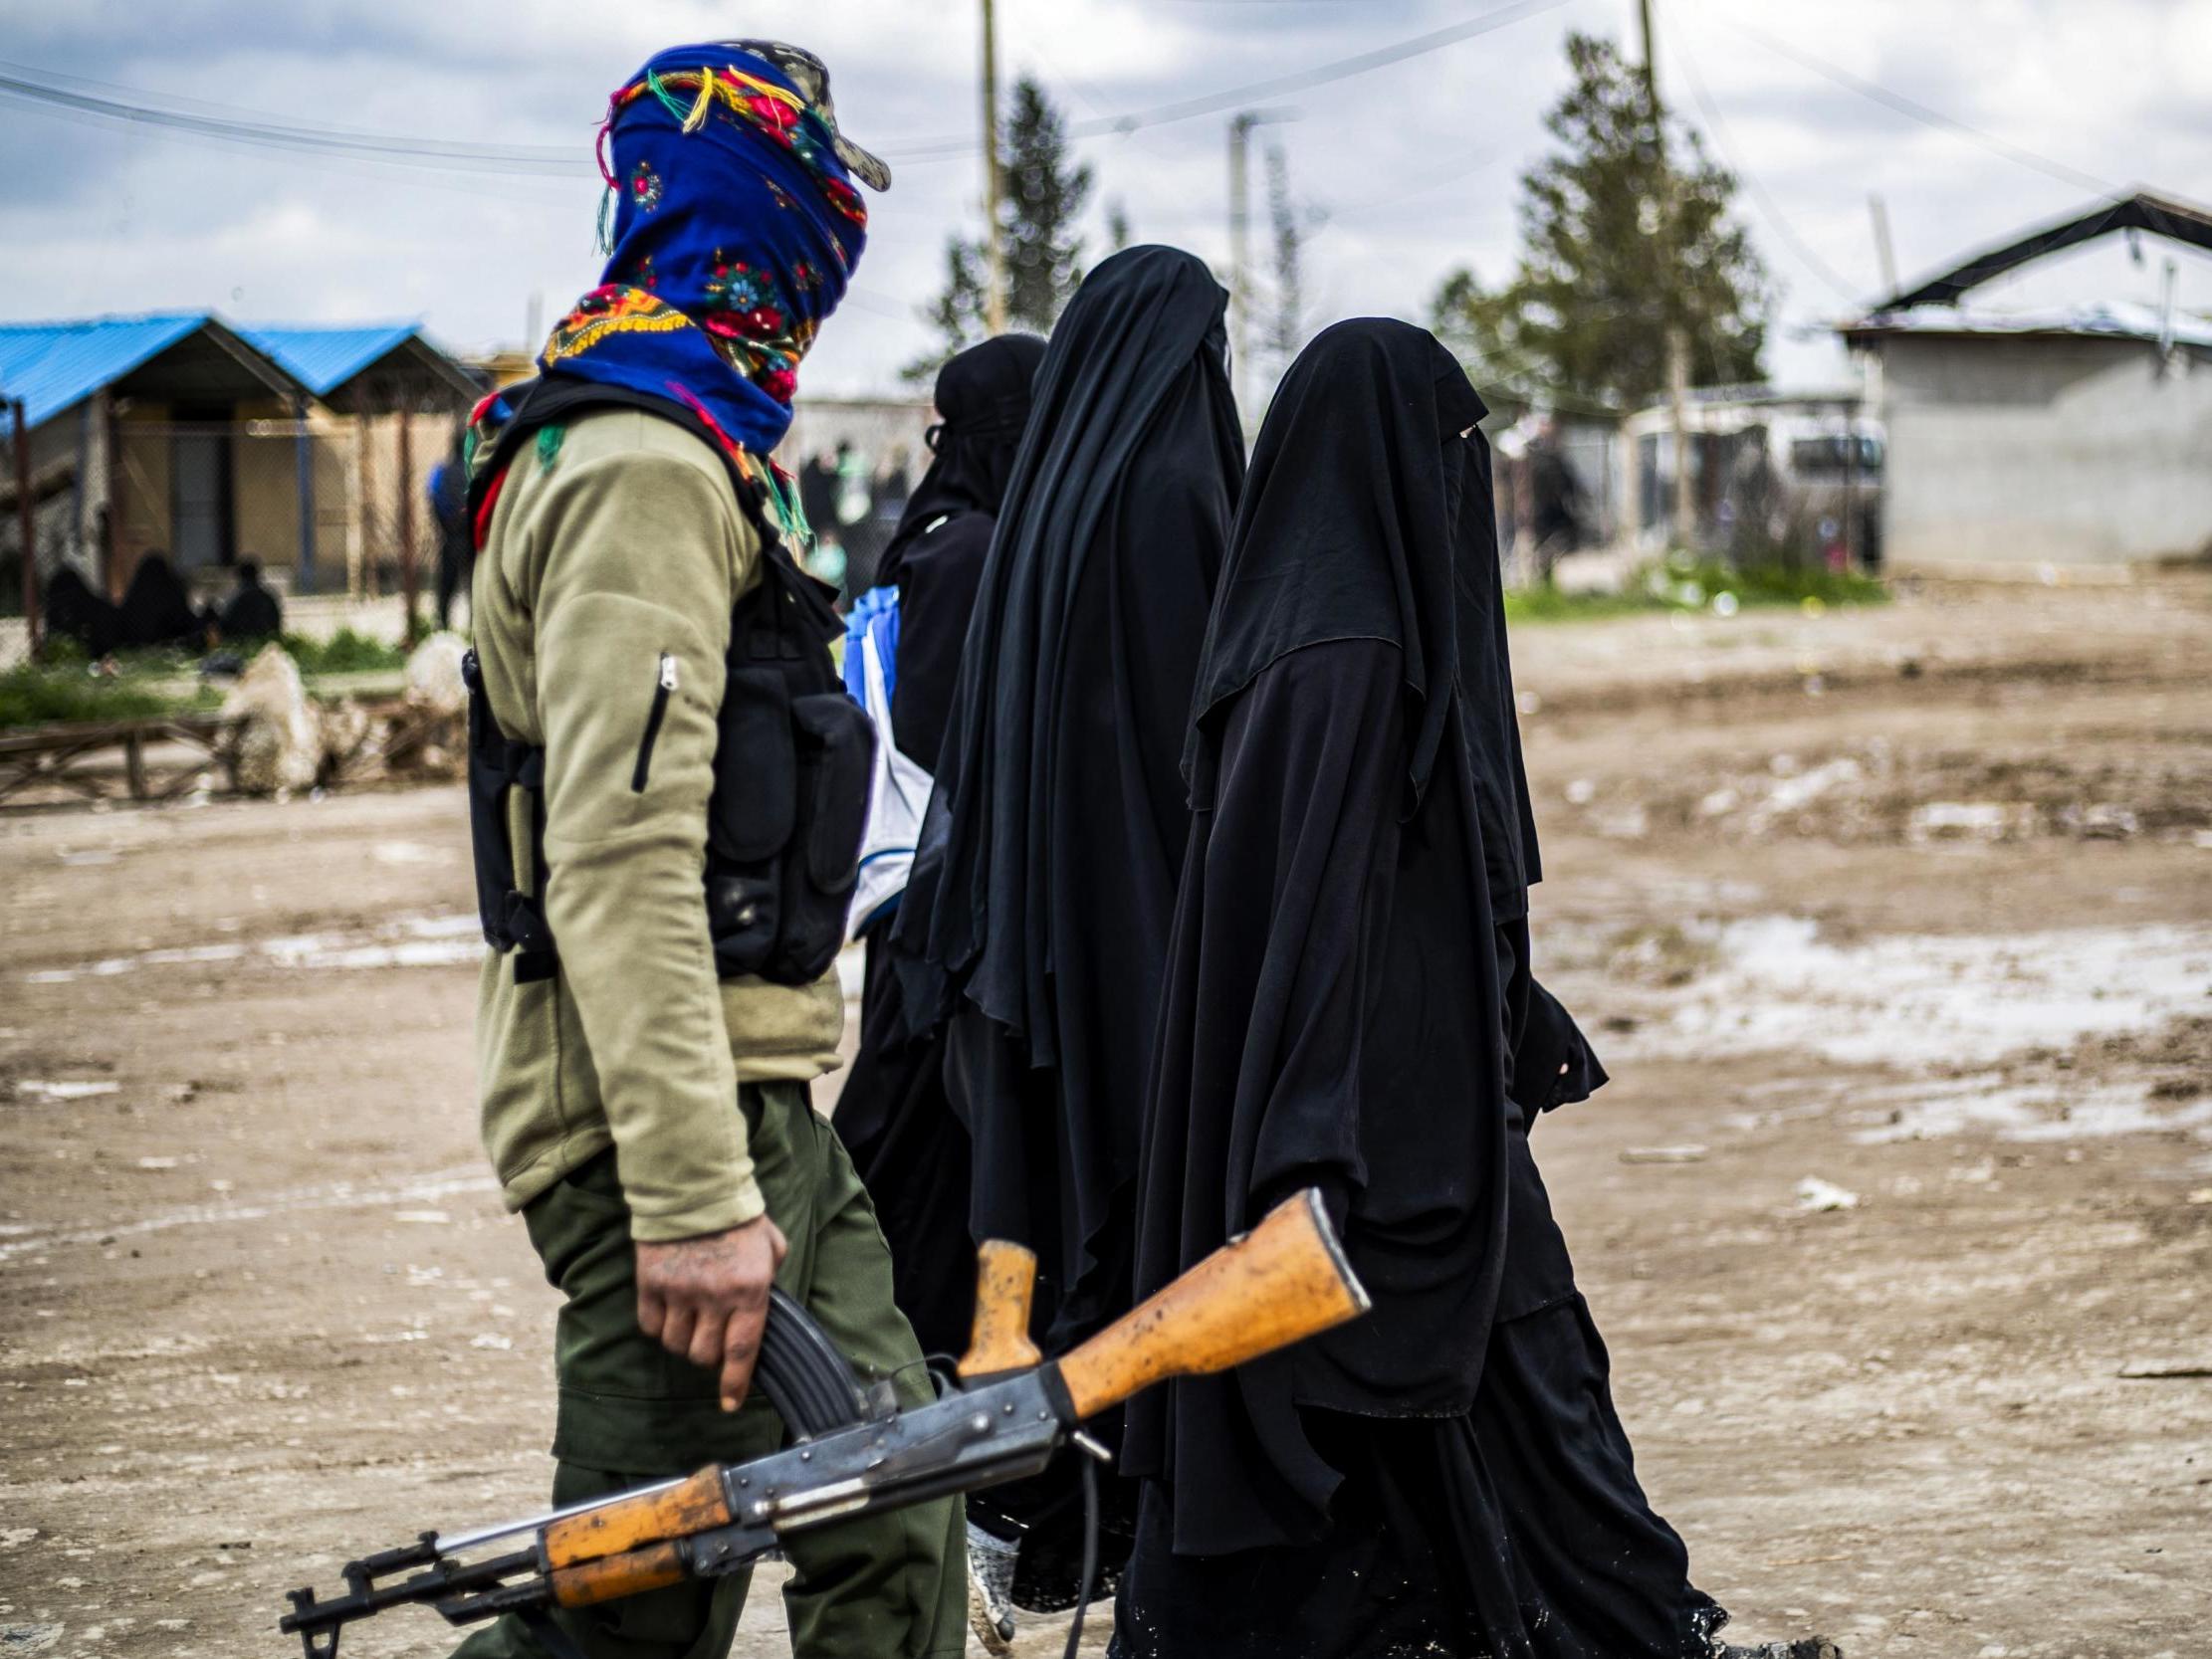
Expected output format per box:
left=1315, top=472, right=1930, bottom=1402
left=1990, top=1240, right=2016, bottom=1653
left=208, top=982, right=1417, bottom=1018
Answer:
left=0, top=312, right=213, bottom=430
left=239, top=322, right=427, bottom=398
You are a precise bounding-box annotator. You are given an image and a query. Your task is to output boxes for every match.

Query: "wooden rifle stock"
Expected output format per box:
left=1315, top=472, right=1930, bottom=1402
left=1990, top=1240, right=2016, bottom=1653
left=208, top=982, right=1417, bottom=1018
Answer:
left=958, top=1239, right=1044, bottom=1377
left=544, top=1467, right=731, bottom=1568
left=552, top=1542, right=687, bottom=1607
left=1053, top=1188, right=1369, bottom=1420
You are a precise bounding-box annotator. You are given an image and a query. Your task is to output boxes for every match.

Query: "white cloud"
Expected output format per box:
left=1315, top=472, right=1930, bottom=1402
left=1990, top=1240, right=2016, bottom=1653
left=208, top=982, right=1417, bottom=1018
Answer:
left=2, top=0, right=2209, bottom=396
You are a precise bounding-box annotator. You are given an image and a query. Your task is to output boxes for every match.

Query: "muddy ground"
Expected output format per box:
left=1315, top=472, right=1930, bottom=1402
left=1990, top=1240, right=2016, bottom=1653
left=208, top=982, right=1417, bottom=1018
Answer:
left=2, top=574, right=2208, bottom=1659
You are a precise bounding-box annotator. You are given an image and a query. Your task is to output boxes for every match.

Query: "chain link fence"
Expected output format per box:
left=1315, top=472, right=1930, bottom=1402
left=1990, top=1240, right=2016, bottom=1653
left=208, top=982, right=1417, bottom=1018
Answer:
left=3, top=403, right=465, bottom=633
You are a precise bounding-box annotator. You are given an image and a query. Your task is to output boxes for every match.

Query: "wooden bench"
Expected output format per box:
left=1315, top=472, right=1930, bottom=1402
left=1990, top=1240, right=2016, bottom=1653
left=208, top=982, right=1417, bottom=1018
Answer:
left=0, top=715, right=246, bottom=805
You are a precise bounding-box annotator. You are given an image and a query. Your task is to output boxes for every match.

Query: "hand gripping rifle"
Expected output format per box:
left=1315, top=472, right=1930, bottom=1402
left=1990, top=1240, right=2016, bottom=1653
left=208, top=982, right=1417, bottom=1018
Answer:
left=279, top=1189, right=1369, bottom=1656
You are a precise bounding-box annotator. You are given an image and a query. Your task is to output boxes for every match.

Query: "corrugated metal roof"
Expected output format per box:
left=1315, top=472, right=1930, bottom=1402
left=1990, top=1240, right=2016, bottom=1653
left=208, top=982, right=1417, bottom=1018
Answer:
left=1842, top=300, right=2212, bottom=350
left=238, top=322, right=426, bottom=397
left=0, top=312, right=212, bottom=430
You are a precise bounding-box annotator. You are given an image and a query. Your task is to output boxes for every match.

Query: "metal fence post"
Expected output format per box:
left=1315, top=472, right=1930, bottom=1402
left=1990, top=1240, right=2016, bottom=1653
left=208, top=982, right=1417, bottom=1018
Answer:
left=396, top=398, right=418, bottom=644
left=294, top=394, right=317, bottom=597
left=12, top=398, right=37, bottom=658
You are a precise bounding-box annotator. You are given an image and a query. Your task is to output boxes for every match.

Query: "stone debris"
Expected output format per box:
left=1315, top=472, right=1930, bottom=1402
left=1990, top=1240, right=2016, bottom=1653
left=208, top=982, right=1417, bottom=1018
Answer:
left=1796, top=1176, right=1862, bottom=1212
left=220, top=643, right=323, bottom=796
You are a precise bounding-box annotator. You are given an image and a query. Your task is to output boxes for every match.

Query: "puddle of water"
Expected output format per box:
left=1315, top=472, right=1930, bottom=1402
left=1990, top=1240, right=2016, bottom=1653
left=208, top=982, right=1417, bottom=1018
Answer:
left=1852, top=1072, right=2212, bottom=1143
left=25, top=915, right=481, bottom=984
left=16, top=1080, right=120, bottom=1101
left=0, top=1165, right=498, bottom=1264
left=1638, top=918, right=2212, bottom=1070
left=1625, top=917, right=2212, bottom=1144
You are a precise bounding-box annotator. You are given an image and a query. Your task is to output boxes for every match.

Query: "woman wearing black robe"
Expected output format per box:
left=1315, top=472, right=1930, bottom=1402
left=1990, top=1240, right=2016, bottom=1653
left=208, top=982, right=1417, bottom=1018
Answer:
left=898, top=244, right=1245, bottom=1610
left=1114, top=318, right=1735, bottom=1659
left=833, top=330, right=1045, bottom=1366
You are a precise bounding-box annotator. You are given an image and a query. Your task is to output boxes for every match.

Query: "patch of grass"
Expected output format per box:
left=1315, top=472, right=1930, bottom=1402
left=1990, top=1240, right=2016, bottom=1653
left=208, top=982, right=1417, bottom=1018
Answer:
left=1503, top=586, right=1661, bottom=623
left=282, top=628, right=408, bottom=675
left=0, top=660, right=184, bottom=729
left=1505, top=555, right=1888, bottom=624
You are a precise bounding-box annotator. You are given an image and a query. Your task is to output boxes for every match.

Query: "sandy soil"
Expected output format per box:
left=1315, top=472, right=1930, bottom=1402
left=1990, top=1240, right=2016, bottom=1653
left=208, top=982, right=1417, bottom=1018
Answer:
left=2, top=574, right=2208, bottom=1659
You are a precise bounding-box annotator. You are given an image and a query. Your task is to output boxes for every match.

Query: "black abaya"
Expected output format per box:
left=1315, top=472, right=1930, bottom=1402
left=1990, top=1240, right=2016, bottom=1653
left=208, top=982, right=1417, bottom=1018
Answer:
left=895, top=245, right=1244, bottom=1601
left=1115, top=319, right=1720, bottom=1658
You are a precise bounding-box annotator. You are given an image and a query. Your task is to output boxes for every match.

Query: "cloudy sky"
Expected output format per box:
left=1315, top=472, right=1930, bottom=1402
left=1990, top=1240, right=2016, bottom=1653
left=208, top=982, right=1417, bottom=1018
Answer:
left=3, top=0, right=2210, bottom=399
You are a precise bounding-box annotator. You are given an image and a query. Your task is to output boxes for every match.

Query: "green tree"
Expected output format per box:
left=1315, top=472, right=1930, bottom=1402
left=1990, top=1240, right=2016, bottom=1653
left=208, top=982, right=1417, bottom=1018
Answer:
left=909, top=75, right=1094, bottom=379
left=1432, top=31, right=1767, bottom=410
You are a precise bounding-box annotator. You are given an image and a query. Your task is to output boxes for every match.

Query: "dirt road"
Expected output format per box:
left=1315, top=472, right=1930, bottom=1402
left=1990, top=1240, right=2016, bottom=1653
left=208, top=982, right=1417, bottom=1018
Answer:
left=3, top=575, right=2208, bottom=1659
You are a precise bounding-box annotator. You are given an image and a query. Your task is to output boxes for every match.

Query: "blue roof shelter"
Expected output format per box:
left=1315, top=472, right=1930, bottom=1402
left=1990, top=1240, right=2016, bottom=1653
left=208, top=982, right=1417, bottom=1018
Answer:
left=1, top=314, right=477, bottom=598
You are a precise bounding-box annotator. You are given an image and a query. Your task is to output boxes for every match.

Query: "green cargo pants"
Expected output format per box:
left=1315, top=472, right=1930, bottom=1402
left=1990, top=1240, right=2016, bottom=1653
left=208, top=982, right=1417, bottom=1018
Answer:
left=453, top=1081, right=966, bottom=1659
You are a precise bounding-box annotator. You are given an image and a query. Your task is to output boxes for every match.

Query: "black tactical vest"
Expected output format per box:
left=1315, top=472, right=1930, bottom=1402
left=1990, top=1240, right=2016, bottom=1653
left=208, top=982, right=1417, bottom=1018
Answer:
left=463, top=378, right=873, bottom=988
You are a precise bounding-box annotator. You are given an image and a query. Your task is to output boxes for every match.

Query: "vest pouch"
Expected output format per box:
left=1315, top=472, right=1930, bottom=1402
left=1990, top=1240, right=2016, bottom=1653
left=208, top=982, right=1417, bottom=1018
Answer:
left=463, top=649, right=556, bottom=981
left=764, top=691, right=875, bottom=984
left=707, top=666, right=797, bottom=977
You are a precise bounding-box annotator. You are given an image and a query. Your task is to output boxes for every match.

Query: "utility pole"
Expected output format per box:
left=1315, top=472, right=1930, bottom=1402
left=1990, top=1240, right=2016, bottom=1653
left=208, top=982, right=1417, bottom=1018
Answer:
left=981, top=0, right=1007, bottom=335
left=1868, top=192, right=1899, bottom=297
left=1228, top=112, right=1254, bottom=416
left=1637, top=0, right=1694, bottom=550
left=1226, top=108, right=1296, bottom=422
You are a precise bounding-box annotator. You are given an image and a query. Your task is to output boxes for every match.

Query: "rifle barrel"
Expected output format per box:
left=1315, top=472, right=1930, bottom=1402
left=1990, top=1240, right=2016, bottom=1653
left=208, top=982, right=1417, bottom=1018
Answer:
left=437, top=1474, right=687, bottom=1553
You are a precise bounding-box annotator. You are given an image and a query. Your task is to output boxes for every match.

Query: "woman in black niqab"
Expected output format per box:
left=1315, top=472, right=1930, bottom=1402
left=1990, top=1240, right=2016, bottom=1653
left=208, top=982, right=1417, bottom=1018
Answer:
left=896, top=243, right=1244, bottom=1606
left=1114, top=318, right=1725, bottom=1659
left=832, top=332, right=1043, bottom=1372
left=871, top=330, right=1046, bottom=768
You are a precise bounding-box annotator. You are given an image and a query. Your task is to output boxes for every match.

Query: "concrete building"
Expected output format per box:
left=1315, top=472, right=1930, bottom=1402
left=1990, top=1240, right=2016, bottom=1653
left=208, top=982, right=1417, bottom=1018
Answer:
left=1840, top=192, right=2212, bottom=572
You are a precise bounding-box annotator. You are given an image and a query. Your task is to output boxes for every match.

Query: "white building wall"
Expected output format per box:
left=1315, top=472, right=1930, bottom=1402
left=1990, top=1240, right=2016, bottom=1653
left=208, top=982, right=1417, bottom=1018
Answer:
left=1879, top=334, right=2212, bottom=568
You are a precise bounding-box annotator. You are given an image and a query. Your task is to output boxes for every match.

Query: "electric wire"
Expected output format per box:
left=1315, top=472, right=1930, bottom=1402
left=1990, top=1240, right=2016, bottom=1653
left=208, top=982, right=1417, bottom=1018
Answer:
left=1722, top=21, right=2122, bottom=202
left=884, top=0, right=1575, bottom=162
left=1666, top=21, right=1867, bottom=307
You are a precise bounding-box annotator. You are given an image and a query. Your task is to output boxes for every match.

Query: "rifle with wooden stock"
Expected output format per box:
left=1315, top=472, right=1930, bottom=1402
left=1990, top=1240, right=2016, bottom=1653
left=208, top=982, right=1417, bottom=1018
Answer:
left=279, top=1188, right=1369, bottom=1657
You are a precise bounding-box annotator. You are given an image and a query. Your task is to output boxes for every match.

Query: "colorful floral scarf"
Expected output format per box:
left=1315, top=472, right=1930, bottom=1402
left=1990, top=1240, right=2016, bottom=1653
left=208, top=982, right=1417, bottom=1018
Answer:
left=469, top=43, right=877, bottom=540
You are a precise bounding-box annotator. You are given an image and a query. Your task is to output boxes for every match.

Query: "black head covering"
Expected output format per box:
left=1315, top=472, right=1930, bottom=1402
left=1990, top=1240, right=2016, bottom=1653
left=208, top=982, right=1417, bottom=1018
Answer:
left=911, top=244, right=1245, bottom=1052
left=118, top=552, right=204, bottom=650
left=874, top=331, right=1044, bottom=593
left=1191, top=315, right=1539, bottom=912
left=42, top=566, right=120, bottom=660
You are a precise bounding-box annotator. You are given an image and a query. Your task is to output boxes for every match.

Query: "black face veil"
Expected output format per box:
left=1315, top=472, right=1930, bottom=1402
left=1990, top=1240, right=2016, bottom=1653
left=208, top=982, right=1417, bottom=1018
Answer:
left=873, top=330, right=1045, bottom=594
left=1189, top=315, right=1539, bottom=913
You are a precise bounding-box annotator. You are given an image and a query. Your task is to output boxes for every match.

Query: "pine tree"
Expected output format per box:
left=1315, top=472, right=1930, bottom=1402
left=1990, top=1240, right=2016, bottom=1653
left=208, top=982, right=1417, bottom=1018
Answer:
left=1001, top=77, right=1093, bottom=326
left=909, top=75, right=1095, bottom=380
left=1432, top=31, right=1766, bottom=410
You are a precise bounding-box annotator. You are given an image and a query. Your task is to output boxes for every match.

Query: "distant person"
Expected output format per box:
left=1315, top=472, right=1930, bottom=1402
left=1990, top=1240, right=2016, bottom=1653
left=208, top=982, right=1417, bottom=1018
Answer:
left=41, top=566, right=121, bottom=660
left=798, top=447, right=840, bottom=545
left=429, top=433, right=472, bottom=631
left=1527, top=416, right=1586, bottom=584
left=117, top=552, right=204, bottom=650
left=873, top=445, right=913, bottom=519
left=216, top=557, right=284, bottom=643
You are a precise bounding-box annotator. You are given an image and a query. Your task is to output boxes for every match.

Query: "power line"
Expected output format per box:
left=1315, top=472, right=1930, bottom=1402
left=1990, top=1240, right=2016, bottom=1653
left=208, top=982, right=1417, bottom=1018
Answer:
left=1, top=0, right=1572, bottom=182
left=1723, top=22, right=2121, bottom=202
left=888, top=0, right=1575, bottom=161
left=0, top=60, right=582, bottom=176
left=1665, top=22, right=1867, bottom=307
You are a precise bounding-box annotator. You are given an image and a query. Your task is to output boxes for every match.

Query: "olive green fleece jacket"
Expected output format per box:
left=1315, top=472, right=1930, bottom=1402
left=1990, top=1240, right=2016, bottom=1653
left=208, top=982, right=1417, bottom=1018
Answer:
left=470, top=407, right=845, bottom=1242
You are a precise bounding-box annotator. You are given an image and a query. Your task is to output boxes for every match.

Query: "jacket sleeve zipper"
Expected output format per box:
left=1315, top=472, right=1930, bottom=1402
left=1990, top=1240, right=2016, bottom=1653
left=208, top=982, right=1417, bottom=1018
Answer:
left=631, top=652, right=677, bottom=793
